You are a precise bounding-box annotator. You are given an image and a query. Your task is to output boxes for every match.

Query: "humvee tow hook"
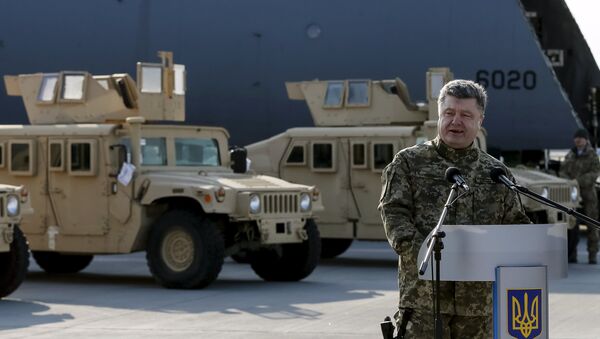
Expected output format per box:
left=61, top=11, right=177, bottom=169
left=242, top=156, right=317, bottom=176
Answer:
left=296, top=228, right=309, bottom=241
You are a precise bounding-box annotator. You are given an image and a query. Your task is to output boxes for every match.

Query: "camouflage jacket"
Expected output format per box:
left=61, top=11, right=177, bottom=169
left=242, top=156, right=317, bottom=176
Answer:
left=560, top=144, right=600, bottom=213
left=378, top=138, right=530, bottom=316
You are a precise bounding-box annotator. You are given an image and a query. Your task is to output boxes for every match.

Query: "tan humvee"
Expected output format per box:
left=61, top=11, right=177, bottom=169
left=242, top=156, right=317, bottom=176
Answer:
left=0, top=185, right=30, bottom=298
left=1, top=52, right=323, bottom=288
left=246, top=68, right=580, bottom=258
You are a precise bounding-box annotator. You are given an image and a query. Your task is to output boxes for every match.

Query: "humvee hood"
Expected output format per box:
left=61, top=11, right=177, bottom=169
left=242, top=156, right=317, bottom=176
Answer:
left=0, top=184, right=19, bottom=193
left=143, top=171, right=308, bottom=191
left=510, top=168, right=572, bottom=185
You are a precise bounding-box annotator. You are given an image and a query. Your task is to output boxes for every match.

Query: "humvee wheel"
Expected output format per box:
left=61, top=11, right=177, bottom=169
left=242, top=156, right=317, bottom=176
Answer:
left=0, top=226, right=29, bottom=298
left=32, top=251, right=93, bottom=274
left=320, top=238, right=353, bottom=259
left=146, top=210, right=224, bottom=289
left=250, top=219, right=321, bottom=281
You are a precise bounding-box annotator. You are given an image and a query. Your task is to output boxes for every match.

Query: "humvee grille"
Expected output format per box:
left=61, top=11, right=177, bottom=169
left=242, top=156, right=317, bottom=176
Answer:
left=549, top=186, right=570, bottom=203
left=262, top=193, right=299, bottom=214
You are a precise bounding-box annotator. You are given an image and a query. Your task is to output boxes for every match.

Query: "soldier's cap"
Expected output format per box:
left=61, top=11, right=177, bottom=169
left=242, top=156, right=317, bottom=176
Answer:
left=574, top=128, right=589, bottom=140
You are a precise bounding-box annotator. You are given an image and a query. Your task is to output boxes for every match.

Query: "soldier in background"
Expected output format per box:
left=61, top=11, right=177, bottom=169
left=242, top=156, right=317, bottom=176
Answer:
left=560, top=128, right=600, bottom=264
left=379, top=80, right=530, bottom=338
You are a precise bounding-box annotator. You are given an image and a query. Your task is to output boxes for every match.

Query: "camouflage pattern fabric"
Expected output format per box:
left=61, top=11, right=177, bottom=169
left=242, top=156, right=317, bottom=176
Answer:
left=378, top=138, right=530, bottom=332
left=396, top=308, right=492, bottom=338
left=560, top=143, right=600, bottom=253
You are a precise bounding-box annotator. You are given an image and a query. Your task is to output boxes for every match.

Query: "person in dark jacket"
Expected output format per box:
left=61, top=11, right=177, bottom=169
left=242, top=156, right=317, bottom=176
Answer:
left=560, top=128, right=600, bottom=264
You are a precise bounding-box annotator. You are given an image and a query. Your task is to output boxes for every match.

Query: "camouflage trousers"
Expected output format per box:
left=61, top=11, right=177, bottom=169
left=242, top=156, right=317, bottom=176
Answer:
left=569, top=225, right=599, bottom=256
left=587, top=227, right=599, bottom=255
left=583, top=196, right=599, bottom=254
left=569, top=203, right=599, bottom=259
left=395, top=308, right=493, bottom=339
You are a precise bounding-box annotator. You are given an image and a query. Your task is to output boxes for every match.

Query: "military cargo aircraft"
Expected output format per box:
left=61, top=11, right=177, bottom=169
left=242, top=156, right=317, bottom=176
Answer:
left=0, top=0, right=597, bottom=164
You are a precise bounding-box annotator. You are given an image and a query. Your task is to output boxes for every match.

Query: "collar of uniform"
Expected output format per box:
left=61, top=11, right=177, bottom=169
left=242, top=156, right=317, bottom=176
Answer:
left=573, top=143, right=595, bottom=157
left=433, top=137, right=479, bottom=164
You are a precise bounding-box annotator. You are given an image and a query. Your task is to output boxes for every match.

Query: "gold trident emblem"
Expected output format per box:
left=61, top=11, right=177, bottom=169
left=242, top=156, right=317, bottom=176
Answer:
left=511, top=292, right=539, bottom=338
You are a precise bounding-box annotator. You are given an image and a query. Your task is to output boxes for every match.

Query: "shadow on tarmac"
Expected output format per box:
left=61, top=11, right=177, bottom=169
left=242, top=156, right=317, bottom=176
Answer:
left=320, top=257, right=396, bottom=268
left=17, top=267, right=386, bottom=321
left=4, top=242, right=395, bottom=328
left=0, top=299, right=73, bottom=330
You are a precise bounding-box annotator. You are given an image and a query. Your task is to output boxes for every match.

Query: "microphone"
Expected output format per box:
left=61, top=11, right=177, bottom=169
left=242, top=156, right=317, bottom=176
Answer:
left=490, top=167, right=516, bottom=189
left=445, top=167, right=469, bottom=191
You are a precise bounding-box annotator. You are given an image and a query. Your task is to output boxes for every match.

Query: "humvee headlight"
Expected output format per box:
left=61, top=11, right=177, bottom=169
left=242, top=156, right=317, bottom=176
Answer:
left=571, top=186, right=579, bottom=202
left=6, top=195, right=20, bottom=217
left=300, top=193, right=311, bottom=212
left=215, top=186, right=226, bottom=203
left=249, top=194, right=261, bottom=214
left=541, top=187, right=549, bottom=199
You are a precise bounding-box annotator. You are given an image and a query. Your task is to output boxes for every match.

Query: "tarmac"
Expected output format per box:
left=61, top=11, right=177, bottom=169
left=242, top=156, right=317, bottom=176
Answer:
left=0, top=238, right=599, bottom=338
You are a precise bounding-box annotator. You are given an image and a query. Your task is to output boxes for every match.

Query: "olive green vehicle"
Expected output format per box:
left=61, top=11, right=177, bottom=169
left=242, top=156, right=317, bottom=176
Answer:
left=246, top=68, right=580, bottom=258
left=0, top=185, right=30, bottom=299
left=0, top=52, right=322, bottom=288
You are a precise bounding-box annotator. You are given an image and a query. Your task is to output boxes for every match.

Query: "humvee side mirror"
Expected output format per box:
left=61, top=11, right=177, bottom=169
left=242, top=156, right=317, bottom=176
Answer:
left=110, top=144, right=128, bottom=176
left=230, top=146, right=247, bottom=174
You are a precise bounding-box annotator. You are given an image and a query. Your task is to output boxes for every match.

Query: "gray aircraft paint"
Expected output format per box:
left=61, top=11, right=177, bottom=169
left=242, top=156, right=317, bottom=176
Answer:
left=0, top=0, right=580, bottom=150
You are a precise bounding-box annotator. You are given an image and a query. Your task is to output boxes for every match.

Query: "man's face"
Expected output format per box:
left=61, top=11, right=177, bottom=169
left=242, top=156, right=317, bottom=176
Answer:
left=438, top=96, right=484, bottom=149
left=574, top=137, right=587, bottom=149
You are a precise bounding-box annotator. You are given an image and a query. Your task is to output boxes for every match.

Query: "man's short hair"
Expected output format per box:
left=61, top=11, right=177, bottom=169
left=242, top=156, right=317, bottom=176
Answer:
left=438, top=79, right=487, bottom=114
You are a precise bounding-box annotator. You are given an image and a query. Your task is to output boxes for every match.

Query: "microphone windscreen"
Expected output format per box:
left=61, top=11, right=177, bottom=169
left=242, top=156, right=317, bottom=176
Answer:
left=445, top=167, right=461, bottom=184
left=490, top=167, right=507, bottom=183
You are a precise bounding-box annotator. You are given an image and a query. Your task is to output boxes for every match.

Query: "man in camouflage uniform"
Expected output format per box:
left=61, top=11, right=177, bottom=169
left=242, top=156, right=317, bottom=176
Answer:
left=378, top=80, right=530, bottom=338
left=560, top=128, right=600, bottom=264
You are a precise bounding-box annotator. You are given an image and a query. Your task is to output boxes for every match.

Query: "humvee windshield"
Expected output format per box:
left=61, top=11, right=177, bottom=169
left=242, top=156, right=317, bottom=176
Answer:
left=141, top=138, right=167, bottom=166
left=175, top=138, right=220, bottom=166
left=120, top=137, right=220, bottom=167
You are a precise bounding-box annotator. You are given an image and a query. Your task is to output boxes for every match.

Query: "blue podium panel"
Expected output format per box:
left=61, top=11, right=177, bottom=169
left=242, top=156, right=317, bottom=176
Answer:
left=494, top=266, right=548, bottom=339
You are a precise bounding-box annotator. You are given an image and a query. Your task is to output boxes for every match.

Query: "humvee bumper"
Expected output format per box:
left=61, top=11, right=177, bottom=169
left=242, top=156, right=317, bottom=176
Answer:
left=547, top=209, right=575, bottom=226
left=257, top=218, right=308, bottom=244
left=567, top=214, right=578, bottom=230
left=0, top=224, right=12, bottom=252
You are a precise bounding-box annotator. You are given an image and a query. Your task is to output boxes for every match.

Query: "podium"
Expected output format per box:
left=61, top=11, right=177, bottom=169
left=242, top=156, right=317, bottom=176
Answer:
left=417, top=223, right=567, bottom=339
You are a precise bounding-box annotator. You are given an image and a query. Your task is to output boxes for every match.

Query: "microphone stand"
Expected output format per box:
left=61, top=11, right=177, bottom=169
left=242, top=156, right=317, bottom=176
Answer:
left=418, top=183, right=460, bottom=339
left=507, top=183, right=600, bottom=230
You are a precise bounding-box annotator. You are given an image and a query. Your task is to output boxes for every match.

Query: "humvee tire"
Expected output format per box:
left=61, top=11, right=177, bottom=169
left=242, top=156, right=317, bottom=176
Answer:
left=250, top=219, right=321, bottom=281
left=321, top=238, right=353, bottom=259
left=146, top=210, right=224, bottom=289
left=0, top=226, right=29, bottom=298
left=32, top=251, right=93, bottom=274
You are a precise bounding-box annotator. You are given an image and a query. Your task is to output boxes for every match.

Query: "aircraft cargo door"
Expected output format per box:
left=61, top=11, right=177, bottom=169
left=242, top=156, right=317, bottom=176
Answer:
left=46, top=138, right=108, bottom=235
left=349, top=140, right=398, bottom=240
left=280, top=138, right=356, bottom=238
